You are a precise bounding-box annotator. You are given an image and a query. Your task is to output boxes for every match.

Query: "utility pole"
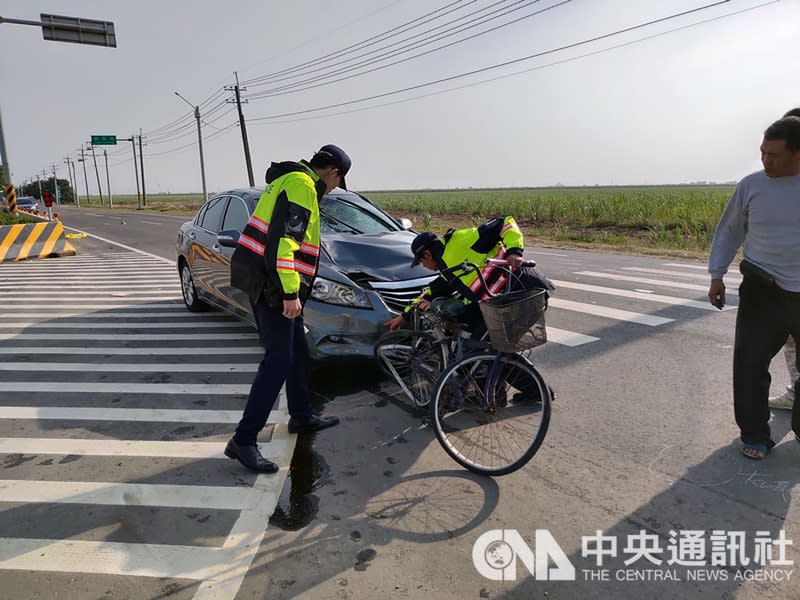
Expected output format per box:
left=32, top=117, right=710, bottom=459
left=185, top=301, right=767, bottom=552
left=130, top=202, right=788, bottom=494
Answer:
left=138, top=129, right=146, bottom=208
left=0, top=105, right=14, bottom=195
left=126, top=136, right=141, bottom=209
left=102, top=148, right=112, bottom=209
left=78, top=146, right=90, bottom=206
left=51, top=164, right=60, bottom=205
left=64, top=156, right=77, bottom=207
left=175, top=91, right=208, bottom=202
left=36, top=171, right=43, bottom=199
left=88, top=143, right=104, bottom=206
left=69, top=156, right=80, bottom=208
left=226, top=71, right=254, bottom=186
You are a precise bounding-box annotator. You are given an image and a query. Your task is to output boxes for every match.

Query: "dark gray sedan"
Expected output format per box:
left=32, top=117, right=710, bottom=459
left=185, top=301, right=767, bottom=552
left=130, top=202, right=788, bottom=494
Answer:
left=176, top=187, right=435, bottom=361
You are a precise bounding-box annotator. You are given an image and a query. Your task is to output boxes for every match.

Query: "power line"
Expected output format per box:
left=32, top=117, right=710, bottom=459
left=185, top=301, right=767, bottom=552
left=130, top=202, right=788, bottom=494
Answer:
left=143, top=121, right=239, bottom=158
left=246, top=0, right=567, bottom=101
left=248, top=0, right=777, bottom=128
left=246, top=0, right=733, bottom=122
left=242, top=0, right=474, bottom=86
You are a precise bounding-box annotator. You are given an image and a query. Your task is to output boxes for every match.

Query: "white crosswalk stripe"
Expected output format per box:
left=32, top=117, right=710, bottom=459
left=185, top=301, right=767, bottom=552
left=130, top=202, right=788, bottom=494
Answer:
left=0, top=251, right=287, bottom=599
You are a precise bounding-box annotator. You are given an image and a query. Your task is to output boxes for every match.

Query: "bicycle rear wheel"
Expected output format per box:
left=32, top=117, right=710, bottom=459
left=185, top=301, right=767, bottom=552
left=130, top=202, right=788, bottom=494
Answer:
left=429, top=351, right=550, bottom=476
left=374, top=330, right=447, bottom=407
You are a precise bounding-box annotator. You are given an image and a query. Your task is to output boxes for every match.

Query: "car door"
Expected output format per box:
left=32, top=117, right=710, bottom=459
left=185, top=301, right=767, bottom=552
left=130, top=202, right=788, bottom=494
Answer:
left=213, top=194, right=251, bottom=314
left=191, top=194, right=229, bottom=300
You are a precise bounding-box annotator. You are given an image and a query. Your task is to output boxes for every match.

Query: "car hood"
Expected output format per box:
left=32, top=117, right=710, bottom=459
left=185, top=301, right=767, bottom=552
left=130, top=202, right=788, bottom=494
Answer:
left=322, top=231, right=423, bottom=281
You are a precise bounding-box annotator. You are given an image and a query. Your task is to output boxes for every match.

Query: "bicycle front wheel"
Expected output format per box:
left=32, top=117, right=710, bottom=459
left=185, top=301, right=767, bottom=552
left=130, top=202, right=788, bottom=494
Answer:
left=430, top=352, right=551, bottom=476
left=374, top=330, right=447, bottom=407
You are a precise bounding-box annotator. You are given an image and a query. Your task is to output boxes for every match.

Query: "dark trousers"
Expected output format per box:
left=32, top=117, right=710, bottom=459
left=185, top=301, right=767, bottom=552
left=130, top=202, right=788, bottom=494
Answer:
left=234, top=300, right=312, bottom=446
left=733, top=277, right=800, bottom=446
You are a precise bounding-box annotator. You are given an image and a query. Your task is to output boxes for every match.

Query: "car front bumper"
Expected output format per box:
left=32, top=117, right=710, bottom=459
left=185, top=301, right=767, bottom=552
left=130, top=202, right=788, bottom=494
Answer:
left=303, top=290, right=396, bottom=361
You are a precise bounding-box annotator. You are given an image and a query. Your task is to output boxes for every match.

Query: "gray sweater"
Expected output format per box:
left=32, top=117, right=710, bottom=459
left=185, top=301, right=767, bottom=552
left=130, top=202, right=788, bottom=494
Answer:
left=708, top=170, right=800, bottom=292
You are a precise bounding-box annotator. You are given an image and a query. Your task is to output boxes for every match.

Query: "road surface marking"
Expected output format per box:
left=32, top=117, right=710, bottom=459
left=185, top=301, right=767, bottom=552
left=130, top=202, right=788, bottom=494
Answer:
left=553, top=279, right=734, bottom=311
left=549, top=298, right=673, bottom=326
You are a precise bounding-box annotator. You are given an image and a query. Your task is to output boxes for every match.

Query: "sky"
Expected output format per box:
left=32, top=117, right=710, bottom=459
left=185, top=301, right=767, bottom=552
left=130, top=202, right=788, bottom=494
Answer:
left=1, top=0, right=799, bottom=195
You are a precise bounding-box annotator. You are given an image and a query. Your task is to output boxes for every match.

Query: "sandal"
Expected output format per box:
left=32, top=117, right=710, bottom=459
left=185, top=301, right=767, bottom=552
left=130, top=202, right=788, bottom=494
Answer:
left=741, top=442, right=770, bottom=460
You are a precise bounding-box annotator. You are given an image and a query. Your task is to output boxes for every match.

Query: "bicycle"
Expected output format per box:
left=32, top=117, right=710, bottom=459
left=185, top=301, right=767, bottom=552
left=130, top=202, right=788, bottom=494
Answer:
left=374, top=297, right=483, bottom=408
left=428, top=259, right=552, bottom=476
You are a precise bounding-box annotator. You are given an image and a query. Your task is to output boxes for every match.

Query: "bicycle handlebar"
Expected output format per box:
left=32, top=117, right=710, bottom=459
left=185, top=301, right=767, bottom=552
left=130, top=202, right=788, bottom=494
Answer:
left=441, top=258, right=537, bottom=299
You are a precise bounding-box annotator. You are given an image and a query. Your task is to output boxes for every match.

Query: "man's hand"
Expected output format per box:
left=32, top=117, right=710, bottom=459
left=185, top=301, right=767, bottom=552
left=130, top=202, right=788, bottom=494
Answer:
left=384, top=315, right=406, bottom=330
left=282, top=298, right=302, bottom=319
left=507, top=254, right=524, bottom=270
left=708, top=278, right=726, bottom=310
left=417, top=299, right=432, bottom=312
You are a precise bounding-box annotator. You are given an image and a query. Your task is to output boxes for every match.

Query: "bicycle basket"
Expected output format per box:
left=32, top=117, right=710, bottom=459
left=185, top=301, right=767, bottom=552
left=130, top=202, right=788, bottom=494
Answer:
left=478, top=288, right=547, bottom=352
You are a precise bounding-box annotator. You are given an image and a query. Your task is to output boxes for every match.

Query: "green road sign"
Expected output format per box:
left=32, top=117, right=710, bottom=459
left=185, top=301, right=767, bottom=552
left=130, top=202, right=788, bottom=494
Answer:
left=91, top=135, right=117, bottom=145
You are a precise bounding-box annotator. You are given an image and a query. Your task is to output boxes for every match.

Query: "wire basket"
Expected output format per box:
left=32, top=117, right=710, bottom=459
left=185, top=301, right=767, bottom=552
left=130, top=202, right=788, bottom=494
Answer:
left=478, top=288, right=547, bottom=352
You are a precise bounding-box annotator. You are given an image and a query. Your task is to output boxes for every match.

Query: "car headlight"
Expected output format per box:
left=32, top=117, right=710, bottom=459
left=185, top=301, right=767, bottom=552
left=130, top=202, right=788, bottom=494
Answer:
left=311, top=277, right=372, bottom=308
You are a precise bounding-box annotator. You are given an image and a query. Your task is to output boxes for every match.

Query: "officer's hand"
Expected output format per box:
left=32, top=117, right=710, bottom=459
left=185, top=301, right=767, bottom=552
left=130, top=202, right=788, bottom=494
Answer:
left=282, top=298, right=302, bottom=319
left=418, top=299, right=432, bottom=312
left=708, top=279, right=725, bottom=310
left=384, top=315, right=406, bottom=330
left=507, top=254, right=524, bottom=270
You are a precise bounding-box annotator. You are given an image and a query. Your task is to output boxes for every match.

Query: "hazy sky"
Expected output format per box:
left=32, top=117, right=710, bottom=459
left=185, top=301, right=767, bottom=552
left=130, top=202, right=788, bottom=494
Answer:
left=1, top=0, right=798, bottom=195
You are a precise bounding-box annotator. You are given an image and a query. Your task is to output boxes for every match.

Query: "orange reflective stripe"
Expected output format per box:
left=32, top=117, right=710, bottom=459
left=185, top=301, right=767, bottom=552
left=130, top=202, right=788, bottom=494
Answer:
left=276, top=259, right=295, bottom=271
left=249, top=215, right=270, bottom=234
left=295, top=259, right=316, bottom=276
left=238, top=234, right=265, bottom=255
left=300, top=242, right=320, bottom=256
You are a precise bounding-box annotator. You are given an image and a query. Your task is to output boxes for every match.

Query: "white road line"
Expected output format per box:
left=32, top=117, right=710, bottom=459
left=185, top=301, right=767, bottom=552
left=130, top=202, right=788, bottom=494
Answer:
left=0, top=538, right=221, bottom=579
left=548, top=298, right=673, bottom=326
left=63, top=227, right=176, bottom=265
left=663, top=262, right=707, bottom=270
left=0, top=333, right=257, bottom=341
left=545, top=327, right=599, bottom=346
left=0, top=382, right=251, bottom=394
left=195, top=445, right=294, bottom=599
left=1, top=322, right=249, bottom=330
left=0, top=480, right=253, bottom=509
left=530, top=251, right=568, bottom=257
left=0, top=283, right=181, bottom=289
left=0, top=406, right=280, bottom=423
left=623, top=267, right=742, bottom=284
left=553, top=279, right=734, bottom=311
left=0, top=437, right=288, bottom=459
left=0, top=362, right=256, bottom=372
left=0, top=299, right=182, bottom=305
left=0, top=347, right=261, bottom=355
left=2, top=291, right=181, bottom=296
left=575, top=271, right=739, bottom=296
left=0, top=277, right=179, bottom=283
left=2, top=312, right=232, bottom=319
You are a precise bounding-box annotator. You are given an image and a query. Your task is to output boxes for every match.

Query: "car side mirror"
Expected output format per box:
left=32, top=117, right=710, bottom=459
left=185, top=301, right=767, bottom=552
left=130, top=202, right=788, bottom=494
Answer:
left=398, top=218, right=413, bottom=230
left=216, top=229, right=240, bottom=248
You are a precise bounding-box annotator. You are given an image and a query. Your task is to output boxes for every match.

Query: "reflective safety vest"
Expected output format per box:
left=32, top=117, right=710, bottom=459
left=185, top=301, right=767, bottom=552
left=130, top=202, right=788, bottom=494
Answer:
left=231, top=160, right=325, bottom=306
left=406, top=216, right=524, bottom=314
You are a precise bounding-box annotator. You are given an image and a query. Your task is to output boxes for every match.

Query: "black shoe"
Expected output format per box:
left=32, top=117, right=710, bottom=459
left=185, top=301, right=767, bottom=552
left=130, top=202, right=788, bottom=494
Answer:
left=224, top=438, right=279, bottom=473
left=288, top=414, right=340, bottom=434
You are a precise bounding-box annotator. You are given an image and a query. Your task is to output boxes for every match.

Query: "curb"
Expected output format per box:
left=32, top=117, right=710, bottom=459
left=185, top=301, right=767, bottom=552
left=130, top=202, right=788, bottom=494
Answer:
left=0, top=221, right=77, bottom=262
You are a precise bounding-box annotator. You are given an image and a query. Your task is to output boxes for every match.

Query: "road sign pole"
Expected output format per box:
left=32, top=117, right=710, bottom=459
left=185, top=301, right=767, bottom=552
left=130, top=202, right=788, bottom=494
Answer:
left=103, top=148, right=112, bottom=209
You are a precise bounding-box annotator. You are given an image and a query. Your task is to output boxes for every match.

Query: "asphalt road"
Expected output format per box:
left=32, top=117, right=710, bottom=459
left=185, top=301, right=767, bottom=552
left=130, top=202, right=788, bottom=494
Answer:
left=1, top=205, right=798, bottom=600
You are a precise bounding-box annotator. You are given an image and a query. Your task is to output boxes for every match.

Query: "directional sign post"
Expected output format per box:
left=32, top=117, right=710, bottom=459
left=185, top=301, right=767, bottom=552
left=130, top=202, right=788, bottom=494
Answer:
left=91, top=135, right=117, bottom=146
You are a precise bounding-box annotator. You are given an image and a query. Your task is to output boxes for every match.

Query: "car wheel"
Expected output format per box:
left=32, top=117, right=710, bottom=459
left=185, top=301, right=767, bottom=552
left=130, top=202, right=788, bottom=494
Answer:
left=180, top=261, right=209, bottom=312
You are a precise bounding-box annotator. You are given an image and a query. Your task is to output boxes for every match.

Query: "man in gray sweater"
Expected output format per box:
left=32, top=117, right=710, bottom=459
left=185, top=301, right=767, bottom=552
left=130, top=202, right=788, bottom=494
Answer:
left=769, top=107, right=800, bottom=412
left=707, top=116, right=800, bottom=459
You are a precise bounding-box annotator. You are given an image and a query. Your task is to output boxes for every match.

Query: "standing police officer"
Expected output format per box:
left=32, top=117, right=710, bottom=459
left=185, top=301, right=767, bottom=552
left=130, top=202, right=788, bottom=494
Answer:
left=225, top=145, right=351, bottom=473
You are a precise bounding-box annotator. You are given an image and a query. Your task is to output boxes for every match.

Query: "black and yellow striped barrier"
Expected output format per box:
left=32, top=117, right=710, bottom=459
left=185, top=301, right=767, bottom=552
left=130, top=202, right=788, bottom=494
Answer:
left=0, top=221, right=76, bottom=262
left=3, top=184, right=15, bottom=213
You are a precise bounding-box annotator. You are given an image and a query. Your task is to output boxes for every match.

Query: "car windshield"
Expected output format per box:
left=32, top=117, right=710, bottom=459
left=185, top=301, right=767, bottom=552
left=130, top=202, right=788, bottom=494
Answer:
left=320, top=193, right=399, bottom=235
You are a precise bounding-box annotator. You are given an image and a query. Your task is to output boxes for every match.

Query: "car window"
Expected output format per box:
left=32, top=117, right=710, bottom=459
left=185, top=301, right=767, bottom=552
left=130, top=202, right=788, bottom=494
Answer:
left=198, top=196, right=228, bottom=233
left=320, top=195, right=398, bottom=234
left=222, top=196, right=250, bottom=232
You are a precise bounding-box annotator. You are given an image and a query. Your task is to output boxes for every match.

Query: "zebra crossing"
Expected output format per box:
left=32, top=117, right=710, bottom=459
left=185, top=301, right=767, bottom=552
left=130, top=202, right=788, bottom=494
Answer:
left=0, top=249, right=729, bottom=597
left=0, top=251, right=292, bottom=600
